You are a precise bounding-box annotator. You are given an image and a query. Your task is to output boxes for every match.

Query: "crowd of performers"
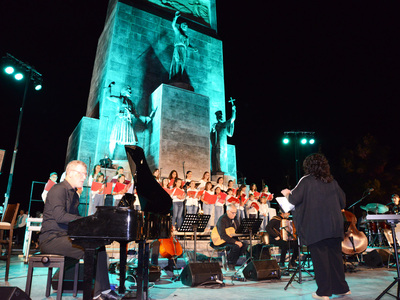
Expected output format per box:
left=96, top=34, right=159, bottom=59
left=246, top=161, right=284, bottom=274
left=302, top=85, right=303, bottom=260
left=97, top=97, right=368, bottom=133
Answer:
left=42, top=165, right=278, bottom=232
left=40, top=153, right=353, bottom=299
left=157, top=170, right=278, bottom=232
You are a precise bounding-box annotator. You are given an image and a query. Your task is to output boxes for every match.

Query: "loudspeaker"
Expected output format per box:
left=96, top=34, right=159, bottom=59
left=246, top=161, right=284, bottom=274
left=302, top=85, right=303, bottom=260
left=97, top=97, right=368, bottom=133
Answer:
left=0, top=287, right=31, bottom=300
left=180, top=262, right=223, bottom=287
left=364, top=250, right=383, bottom=268
left=243, top=259, right=281, bottom=281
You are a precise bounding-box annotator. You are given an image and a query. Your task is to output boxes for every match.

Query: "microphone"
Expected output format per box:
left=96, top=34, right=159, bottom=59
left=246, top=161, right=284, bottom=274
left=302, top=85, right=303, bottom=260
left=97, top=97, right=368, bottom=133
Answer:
left=367, top=188, right=374, bottom=192
left=279, top=226, right=287, bottom=230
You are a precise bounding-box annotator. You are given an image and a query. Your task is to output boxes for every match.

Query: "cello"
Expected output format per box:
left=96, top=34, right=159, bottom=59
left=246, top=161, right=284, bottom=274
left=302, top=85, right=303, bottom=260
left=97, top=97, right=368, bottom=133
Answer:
left=342, top=210, right=368, bottom=255
left=159, top=231, right=183, bottom=259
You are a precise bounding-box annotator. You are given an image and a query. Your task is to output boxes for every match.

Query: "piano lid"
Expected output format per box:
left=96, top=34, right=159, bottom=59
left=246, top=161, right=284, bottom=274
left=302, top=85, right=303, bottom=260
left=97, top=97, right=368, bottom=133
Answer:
left=125, top=145, right=172, bottom=214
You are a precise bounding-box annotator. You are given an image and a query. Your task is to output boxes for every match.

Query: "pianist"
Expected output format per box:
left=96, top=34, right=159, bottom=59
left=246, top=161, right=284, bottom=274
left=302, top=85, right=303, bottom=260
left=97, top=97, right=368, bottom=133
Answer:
left=39, top=160, right=120, bottom=300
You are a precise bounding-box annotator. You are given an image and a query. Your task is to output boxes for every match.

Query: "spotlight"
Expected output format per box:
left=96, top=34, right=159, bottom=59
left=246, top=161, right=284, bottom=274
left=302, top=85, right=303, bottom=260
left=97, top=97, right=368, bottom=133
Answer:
left=300, top=138, right=307, bottom=145
left=283, top=137, right=290, bottom=144
left=14, top=73, right=24, bottom=80
left=4, top=66, right=14, bottom=74
left=309, top=138, right=315, bottom=145
left=33, top=77, right=43, bottom=90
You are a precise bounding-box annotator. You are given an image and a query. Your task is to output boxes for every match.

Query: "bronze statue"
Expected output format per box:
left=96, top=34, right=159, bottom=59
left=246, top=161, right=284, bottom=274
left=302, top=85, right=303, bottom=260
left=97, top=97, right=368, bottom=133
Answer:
left=108, top=85, right=154, bottom=158
left=169, top=11, right=198, bottom=80
left=211, top=98, right=236, bottom=173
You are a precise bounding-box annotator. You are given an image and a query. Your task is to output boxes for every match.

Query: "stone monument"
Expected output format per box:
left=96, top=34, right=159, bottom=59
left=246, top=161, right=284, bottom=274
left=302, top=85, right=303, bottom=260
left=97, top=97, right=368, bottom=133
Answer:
left=66, top=0, right=237, bottom=199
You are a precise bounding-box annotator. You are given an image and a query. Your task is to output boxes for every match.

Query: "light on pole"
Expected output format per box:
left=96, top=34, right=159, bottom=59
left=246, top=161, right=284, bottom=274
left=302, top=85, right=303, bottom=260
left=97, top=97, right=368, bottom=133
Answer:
left=1, top=53, right=43, bottom=213
left=282, top=131, right=316, bottom=182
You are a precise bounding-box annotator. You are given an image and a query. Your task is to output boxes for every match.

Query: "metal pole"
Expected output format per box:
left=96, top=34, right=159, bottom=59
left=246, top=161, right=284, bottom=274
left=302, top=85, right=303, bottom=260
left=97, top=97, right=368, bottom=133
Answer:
left=3, top=68, right=31, bottom=213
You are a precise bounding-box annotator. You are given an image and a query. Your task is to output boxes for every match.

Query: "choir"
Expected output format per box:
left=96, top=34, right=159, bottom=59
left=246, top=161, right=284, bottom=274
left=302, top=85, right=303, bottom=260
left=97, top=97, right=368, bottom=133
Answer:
left=82, top=164, right=278, bottom=233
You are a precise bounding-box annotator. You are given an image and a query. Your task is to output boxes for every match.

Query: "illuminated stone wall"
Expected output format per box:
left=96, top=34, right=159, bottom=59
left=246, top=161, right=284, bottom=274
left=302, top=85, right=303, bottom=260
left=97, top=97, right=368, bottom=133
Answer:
left=67, top=0, right=236, bottom=180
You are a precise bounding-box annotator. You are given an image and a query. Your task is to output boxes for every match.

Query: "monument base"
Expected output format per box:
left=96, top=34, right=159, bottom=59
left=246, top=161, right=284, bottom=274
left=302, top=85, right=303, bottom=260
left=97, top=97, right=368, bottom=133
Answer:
left=167, top=81, right=194, bottom=92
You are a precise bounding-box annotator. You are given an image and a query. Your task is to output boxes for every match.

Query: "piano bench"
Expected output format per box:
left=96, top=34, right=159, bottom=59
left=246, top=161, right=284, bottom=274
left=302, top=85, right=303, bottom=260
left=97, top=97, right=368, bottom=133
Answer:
left=25, top=253, right=79, bottom=300
left=209, top=243, right=228, bottom=270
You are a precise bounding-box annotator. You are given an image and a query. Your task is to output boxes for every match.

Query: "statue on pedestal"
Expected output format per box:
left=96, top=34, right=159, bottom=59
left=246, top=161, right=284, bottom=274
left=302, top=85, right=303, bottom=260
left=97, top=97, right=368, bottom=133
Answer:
left=210, top=98, right=236, bottom=174
left=108, top=85, right=154, bottom=159
left=169, top=11, right=198, bottom=81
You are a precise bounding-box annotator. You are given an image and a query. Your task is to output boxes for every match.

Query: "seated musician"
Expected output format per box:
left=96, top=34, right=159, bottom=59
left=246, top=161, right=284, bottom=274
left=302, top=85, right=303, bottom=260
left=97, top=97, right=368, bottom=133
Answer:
left=266, top=211, right=299, bottom=268
left=39, top=160, right=120, bottom=300
left=391, top=194, right=400, bottom=214
left=211, top=204, right=248, bottom=271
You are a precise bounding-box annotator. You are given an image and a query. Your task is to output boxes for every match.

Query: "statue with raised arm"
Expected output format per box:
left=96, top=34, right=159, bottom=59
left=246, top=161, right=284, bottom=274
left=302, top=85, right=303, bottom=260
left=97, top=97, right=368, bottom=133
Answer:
left=211, top=98, right=237, bottom=174
left=108, top=85, right=155, bottom=158
left=169, top=11, right=198, bottom=80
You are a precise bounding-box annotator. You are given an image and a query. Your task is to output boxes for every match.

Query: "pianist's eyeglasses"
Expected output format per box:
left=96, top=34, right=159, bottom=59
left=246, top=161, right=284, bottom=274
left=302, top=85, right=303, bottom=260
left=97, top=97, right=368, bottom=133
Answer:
left=71, top=169, right=87, bottom=177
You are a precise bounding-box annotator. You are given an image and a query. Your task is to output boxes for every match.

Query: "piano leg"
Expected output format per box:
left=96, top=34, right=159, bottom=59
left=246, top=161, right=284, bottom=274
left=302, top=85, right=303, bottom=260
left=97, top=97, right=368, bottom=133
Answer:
left=119, top=241, right=128, bottom=295
left=143, top=242, right=150, bottom=300
left=83, top=248, right=96, bottom=300
left=136, top=241, right=144, bottom=300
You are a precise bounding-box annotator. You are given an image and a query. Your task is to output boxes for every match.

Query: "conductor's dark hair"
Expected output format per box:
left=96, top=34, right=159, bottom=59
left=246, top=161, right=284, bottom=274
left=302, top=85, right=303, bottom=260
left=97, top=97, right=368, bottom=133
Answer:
left=303, top=153, right=333, bottom=183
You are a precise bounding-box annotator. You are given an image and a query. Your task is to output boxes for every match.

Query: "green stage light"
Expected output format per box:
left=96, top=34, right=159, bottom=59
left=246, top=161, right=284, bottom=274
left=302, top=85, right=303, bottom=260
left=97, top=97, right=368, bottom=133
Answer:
left=14, top=73, right=23, bottom=80
left=309, top=138, right=315, bottom=145
left=34, top=83, right=42, bottom=91
left=300, top=138, right=307, bottom=145
left=4, top=66, right=14, bottom=74
left=283, top=137, right=290, bottom=144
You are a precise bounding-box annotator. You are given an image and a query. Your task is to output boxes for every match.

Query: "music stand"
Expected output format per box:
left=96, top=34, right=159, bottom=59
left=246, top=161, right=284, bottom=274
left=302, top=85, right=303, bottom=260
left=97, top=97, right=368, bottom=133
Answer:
left=233, top=218, right=262, bottom=276
left=178, top=214, right=210, bottom=263
left=284, top=236, right=314, bottom=290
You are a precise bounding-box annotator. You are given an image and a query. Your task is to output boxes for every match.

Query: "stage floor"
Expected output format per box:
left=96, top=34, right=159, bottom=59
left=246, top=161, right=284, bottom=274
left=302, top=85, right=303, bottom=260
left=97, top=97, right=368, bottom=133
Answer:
left=0, top=253, right=398, bottom=300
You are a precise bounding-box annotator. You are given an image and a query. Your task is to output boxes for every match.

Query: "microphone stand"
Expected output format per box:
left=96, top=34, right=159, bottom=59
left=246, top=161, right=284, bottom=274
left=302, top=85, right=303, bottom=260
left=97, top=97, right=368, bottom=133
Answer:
left=348, top=190, right=372, bottom=212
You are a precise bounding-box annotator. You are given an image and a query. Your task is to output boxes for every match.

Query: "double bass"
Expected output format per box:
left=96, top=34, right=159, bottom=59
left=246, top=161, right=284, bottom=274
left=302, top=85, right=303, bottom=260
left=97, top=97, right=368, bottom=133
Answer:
left=342, top=210, right=368, bottom=255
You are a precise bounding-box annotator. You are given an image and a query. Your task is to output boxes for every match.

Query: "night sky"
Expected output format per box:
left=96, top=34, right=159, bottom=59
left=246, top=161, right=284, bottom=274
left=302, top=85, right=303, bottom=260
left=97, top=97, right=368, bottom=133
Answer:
left=1, top=1, right=400, bottom=215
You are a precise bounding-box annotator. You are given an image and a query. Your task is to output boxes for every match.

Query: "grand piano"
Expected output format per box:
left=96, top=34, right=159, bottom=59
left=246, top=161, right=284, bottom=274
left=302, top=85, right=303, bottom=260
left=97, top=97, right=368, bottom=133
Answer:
left=68, top=146, right=172, bottom=300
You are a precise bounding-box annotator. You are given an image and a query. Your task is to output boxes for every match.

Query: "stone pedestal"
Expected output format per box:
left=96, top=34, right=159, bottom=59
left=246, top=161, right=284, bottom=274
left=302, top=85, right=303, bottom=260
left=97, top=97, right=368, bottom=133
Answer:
left=147, top=84, right=210, bottom=180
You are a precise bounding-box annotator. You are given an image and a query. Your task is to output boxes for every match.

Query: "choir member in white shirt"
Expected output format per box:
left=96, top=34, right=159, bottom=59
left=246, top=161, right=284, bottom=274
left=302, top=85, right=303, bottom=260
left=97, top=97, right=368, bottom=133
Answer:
left=213, top=176, right=227, bottom=193
left=201, top=181, right=214, bottom=230
left=214, top=186, right=225, bottom=223
left=197, top=171, right=210, bottom=190
left=171, top=178, right=185, bottom=229
left=185, top=180, right=199, bottom=214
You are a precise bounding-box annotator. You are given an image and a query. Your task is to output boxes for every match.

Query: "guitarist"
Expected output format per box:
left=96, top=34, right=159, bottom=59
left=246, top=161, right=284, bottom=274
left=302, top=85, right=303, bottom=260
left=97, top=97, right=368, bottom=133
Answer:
left=212, top=204, right=248, bottom=271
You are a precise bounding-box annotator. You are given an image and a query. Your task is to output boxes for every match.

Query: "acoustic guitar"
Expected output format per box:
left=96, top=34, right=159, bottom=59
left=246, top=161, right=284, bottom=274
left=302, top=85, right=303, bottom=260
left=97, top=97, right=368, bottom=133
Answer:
left=211, top=226, right=236, bottom=246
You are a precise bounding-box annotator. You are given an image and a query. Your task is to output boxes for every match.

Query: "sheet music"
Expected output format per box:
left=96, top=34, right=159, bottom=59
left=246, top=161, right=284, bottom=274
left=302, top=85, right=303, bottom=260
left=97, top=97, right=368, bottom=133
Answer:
left=276, top=197, right=295, bottom=213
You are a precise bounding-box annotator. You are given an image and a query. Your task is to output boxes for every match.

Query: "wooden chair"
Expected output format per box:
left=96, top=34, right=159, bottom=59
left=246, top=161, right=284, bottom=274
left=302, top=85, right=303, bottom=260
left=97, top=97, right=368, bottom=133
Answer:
left=0, top=203, right=20, bottom=281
